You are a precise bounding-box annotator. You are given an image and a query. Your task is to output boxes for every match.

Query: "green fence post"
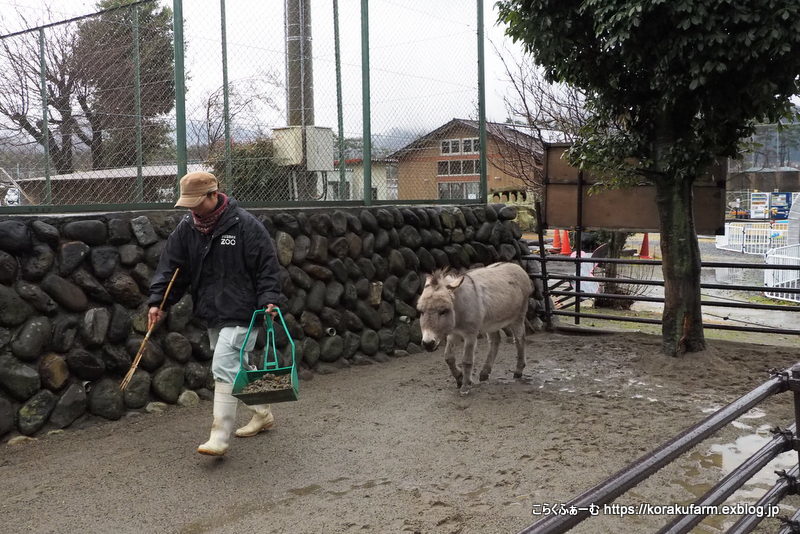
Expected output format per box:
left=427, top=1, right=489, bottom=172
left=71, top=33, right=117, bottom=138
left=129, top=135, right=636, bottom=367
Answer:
left=38, top=28, right=51, bottom=205
left=173, top=0, right=187, bottom=184
left=334, top=0, right=347, bottom=200
left=220, top=0, right=232, bottom=186
left=360, top=0, right=371, bottom=205
left=133, top=5, right=144, bottom=202
left=477, top=0, right=487, bottom=204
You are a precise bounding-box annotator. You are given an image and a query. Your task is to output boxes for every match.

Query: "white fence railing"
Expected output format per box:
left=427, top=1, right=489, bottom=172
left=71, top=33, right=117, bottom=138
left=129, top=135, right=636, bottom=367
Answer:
left=715, top=221, right=789, bottom=255
left=765, top=243, right=800, bottom=303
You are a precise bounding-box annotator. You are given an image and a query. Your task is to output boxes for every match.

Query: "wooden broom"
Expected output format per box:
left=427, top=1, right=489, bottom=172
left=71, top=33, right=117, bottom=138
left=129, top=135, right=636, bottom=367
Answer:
left=120, top=268, right=180, bottom=390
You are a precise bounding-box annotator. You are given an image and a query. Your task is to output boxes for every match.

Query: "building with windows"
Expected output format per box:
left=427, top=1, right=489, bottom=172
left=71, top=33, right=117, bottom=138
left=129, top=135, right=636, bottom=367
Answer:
left=7, top=163, right=212, bottom=206
left=389, top=118, right=542, bottom=200
left=331, top=157, right=398, bottom=201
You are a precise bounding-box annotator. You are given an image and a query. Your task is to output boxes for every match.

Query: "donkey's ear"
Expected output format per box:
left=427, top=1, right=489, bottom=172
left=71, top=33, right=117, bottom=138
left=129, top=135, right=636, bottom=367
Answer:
left=424, top=274, right=433, bottom=287
left=446, top=275, right=464, bottom=290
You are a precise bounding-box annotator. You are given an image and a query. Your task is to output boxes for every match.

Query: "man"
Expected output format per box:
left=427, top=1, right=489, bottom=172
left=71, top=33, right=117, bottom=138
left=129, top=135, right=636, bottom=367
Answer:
left=148, top=171, right=285, bottom=456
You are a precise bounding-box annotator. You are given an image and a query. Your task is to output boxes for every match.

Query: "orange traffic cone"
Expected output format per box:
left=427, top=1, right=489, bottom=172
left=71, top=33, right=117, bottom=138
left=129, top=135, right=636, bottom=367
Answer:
left=639, top=233, right=651, bottom=259
left=560, top=230, right=572, bottom=255
left=550, top=229, right=561, bottom=252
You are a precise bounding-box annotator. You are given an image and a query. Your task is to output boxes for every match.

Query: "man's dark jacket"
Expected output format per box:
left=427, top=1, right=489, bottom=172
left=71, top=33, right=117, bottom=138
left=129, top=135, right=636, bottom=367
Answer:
left=148, top=198, right=285, bottom=328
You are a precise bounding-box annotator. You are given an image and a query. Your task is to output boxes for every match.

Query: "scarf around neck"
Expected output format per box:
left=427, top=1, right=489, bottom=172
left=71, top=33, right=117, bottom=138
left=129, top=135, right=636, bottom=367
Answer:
left=193, top=193, right=230, bottom=234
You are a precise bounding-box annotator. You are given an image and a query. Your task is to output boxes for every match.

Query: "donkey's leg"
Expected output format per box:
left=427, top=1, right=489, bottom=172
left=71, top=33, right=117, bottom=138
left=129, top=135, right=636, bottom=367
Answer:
left=502, top=327, right=515, bottom=344
left=479, top=331, right=502, bottom=382
left=511, top=317, right=527, bottom=378
left=443, top=334, right=462, bottom=388
left=460, top=335, right=478, bottom=395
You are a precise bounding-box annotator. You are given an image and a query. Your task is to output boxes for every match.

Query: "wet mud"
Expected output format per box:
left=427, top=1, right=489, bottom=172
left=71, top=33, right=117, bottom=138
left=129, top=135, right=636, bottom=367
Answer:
left=2, top=330, right=799, bottom=533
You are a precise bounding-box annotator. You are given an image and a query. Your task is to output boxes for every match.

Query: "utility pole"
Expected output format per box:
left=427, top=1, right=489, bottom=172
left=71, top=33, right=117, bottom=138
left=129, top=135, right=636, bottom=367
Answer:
left=285, top=0, right=316, bottom=199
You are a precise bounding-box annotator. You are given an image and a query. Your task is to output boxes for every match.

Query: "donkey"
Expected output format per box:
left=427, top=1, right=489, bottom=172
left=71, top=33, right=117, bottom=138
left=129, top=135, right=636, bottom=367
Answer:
left=416, top=262, right=532, bottom=394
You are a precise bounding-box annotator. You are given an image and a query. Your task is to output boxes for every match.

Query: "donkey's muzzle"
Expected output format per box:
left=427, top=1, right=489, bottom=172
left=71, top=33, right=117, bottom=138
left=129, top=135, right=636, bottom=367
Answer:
left=422, top=340, right=437, bottom=352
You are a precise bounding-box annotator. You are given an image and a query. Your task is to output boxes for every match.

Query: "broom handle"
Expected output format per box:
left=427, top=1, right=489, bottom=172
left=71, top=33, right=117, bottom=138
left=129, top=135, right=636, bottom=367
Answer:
left=158, top=267, right=181, bottom=313
left=120, top=267, right=180, bottom=390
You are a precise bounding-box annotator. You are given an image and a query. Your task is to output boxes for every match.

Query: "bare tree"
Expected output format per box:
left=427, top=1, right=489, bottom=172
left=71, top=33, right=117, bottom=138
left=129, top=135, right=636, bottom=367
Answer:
left=0, top=17, right=80, bottom=174
left=493, top=43, right=638, bottom=306
left=0, top=1, right=176, bottom=175
left=489, top=41, right=589, bottom=195
left=189, top=71, right=284, bottom=161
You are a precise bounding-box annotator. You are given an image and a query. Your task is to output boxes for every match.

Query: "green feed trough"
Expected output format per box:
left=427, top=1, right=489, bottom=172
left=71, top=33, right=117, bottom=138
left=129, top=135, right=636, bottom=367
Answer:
left=232, top=307, right=298, bottom=405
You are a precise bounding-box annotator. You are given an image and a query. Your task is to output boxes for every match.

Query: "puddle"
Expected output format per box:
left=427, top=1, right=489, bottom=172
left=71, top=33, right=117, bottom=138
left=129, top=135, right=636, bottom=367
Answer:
left=495, top=376, right=536, bottom=386
left=352, top=479, right=391, bottom=490
left=699, top=406, right=765, bottom=419
left=670, top=424, right=796, bottom=532
left=738, top=407, right=766, bottom=420
left=707, top=426, right=795, bottom=490
left=462, top=485, right=490, bottom=499
left=627, top=379, right=650, bottom=387
left=288, top=484, right=322, bottom=496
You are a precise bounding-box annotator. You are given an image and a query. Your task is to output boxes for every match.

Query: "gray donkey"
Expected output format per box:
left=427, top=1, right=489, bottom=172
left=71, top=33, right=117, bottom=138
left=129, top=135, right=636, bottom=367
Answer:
left=416, top=262, right=532, bottom=394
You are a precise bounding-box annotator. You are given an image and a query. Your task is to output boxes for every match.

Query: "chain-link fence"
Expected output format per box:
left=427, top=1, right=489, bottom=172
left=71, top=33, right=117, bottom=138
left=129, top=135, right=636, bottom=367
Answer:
left=0, top=0, right=178, bottom=208
left=728, top=122, right=800, bottom=173
left=0, top=0, right=494, bottom=212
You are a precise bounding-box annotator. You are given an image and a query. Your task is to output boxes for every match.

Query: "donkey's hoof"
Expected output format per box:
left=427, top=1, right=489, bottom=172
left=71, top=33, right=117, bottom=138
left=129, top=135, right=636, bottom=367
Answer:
left=513, top=371, right=523, bottom=379
left=459, top=387, right=471, bottom=396
left=479, top=372, right=490, bottom=382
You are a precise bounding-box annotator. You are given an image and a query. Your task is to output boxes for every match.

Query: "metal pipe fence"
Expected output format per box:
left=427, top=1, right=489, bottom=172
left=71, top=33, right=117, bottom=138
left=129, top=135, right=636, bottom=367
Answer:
left=518, top=365, right=800, bottom=534
left=0, top=0, right=495, bottom=213
left=524, top=253, right=800, bottom=337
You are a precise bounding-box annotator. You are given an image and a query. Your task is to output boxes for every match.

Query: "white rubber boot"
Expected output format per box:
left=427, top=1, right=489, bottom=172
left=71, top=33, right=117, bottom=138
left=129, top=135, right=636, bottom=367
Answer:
left=235, top=404, right=274, bottom=438
left=197, top=381, right=237, bottom=456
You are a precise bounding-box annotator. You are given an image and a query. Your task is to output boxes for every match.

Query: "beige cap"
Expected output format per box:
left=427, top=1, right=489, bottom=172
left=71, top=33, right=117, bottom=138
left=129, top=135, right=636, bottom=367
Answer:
left=174, top=172, right=219, bottom=208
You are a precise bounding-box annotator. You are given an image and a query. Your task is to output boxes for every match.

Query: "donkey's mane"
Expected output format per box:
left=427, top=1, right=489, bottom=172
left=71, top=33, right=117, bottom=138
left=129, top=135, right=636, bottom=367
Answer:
left=427, top=267, right=471, bottom=288
left=428, top=268, right=453, bottom=286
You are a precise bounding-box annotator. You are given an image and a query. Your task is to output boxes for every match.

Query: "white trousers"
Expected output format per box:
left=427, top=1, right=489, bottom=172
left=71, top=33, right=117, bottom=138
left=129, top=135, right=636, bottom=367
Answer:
left=208, top=326, right=257, bottom=384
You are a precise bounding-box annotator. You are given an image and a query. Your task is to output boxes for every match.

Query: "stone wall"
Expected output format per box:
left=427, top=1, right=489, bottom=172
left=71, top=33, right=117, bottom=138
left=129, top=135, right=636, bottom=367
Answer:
left=0, top=204, right=536, bottom=442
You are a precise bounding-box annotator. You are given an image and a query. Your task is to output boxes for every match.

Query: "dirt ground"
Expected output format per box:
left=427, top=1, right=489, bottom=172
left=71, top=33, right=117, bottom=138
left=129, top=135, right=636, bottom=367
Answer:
left=3, top=329, right=800, bottom=534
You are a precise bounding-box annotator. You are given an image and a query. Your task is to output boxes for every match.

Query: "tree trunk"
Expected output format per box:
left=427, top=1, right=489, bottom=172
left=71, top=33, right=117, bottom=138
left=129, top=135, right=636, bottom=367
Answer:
left=595, top=232, right=632, bottom=310
left=89, top=118, right=105, bottom=170
left=602, top=232, right=626, bottom=292
left=655, top=177, right=705, bottom=356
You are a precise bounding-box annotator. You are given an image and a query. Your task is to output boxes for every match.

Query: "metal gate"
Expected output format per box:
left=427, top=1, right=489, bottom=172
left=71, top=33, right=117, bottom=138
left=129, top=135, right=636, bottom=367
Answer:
left=766, top=244, right=800, bottom=304
left=716, top=222, right=789, bottom=255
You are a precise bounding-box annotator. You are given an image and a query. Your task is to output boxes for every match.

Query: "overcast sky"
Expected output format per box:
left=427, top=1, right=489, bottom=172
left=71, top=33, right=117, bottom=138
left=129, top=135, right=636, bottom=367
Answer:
left=1, top=0, right=526, bottom=145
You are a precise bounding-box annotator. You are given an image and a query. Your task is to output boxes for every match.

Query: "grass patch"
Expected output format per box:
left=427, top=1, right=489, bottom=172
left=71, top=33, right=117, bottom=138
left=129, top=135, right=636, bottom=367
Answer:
left=552, top=303, right=800, bottom=349
left=744, top=294, right=800, bottom=307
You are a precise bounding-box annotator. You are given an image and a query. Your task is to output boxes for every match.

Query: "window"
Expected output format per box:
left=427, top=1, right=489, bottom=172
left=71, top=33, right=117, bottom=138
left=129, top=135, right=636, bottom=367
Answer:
left=462, top=159, right=476, bottom=175
left=440, top=139, right=461, bottom=155
left=462, top=138, right=479, bottom=154
left=437, top=181, right=480, bottom=200
left=437, top=159, right=478, bottom=176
